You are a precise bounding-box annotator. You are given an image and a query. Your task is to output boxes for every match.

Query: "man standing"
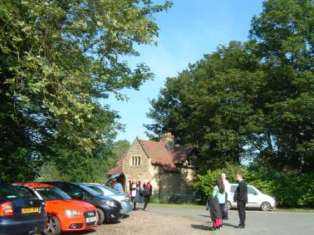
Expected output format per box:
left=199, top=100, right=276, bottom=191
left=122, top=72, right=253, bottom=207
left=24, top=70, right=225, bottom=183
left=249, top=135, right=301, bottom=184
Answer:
left=143, top=181, right=152, bottom=210
left=112, top=179, right=124, bottom=194
left=234, top=173, right=248, bottom=229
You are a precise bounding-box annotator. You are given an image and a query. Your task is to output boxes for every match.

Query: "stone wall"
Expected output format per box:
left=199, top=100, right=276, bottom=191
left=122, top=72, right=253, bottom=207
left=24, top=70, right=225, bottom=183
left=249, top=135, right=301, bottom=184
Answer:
left=158, top=169, right=194, bottom=197
left=122, top=139, right=154, bottom=192
left=121, top=138, right=195, bottom=199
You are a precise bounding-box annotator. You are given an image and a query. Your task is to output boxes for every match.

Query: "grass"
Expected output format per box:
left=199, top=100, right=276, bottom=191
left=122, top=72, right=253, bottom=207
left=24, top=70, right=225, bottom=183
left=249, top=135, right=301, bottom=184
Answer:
left=274, top=208, right=314, bottom=213
left=150, top=203, right=314, bottom=213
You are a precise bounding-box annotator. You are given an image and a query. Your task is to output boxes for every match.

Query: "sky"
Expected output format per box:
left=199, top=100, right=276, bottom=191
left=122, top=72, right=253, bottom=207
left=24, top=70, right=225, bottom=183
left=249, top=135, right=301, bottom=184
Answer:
left=108, top=0, right=264, bottom=142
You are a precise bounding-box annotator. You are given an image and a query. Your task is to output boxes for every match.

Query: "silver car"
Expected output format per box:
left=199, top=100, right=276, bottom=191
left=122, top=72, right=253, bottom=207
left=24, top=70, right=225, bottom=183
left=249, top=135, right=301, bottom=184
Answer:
left=83, top=183, right=133, bottom=216
left=227, top=183, right=276, bottom=211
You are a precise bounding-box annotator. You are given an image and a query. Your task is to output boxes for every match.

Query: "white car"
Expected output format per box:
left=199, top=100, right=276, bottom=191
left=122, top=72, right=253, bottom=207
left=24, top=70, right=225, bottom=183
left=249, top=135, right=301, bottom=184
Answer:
left=227, top=183, right=276, bottom=211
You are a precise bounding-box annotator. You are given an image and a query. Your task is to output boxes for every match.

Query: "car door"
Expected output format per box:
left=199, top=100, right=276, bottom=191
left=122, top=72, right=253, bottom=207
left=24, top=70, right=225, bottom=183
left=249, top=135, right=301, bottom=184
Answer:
left=247, top=186, right=260, bottom=208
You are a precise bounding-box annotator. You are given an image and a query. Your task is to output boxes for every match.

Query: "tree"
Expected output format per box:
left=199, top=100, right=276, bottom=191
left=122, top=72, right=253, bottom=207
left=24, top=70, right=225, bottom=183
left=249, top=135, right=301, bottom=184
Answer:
left=250, top=0, right=314, bottom=171
left=146, top=41, right=266, bottom=172
left=0, top=0, right=171, bottom=181
left=147, top=0, right=314, bottom=173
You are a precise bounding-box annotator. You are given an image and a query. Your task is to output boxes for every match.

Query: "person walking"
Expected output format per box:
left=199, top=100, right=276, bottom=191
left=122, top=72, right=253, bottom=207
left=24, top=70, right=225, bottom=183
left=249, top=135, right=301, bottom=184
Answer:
left=207, top=195, right=222, bottom=230
left=130, top=182, right=137, bottom=210
left=221, top=173, right=230, bottom=219
left=212, top=178, right=227, bottom=228
left=234, top=173, right=248, bottom=229
left=133, top=182, right=143, bottom=210
left=143, top=181, right=152, bottom=210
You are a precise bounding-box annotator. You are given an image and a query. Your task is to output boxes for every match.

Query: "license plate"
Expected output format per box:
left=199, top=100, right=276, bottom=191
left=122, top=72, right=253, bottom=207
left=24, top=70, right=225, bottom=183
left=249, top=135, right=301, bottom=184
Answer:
left=22, top=207, right=40, bottom=214
left=86, top=216, right=97, bottom=223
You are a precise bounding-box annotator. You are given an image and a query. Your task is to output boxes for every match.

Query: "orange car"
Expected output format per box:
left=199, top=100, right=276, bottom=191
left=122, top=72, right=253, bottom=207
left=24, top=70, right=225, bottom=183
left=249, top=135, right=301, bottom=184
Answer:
left=17, top=183, right=97, bottom=235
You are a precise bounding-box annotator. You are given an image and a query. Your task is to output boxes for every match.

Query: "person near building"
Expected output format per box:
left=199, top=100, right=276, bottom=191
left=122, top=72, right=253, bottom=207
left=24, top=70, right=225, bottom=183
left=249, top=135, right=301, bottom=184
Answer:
left=143, top=181, right=153, bottom=210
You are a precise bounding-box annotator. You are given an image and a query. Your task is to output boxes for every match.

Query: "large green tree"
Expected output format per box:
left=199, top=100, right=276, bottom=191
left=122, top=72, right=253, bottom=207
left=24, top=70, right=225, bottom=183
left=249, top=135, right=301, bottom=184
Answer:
left=249, top=0, right=314, bottom=171
left=147, top=0, right=314, bottom=173
left=146, top=41, right=265, bottom=172
left=0, top=0, right=171, bottom=181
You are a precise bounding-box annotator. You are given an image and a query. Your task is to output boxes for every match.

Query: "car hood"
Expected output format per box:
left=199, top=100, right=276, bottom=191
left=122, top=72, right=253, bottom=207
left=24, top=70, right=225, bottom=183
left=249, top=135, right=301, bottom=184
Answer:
left=46, top=199, right=96, bottom=211
left=94, top=194, right=114, bottom=201
left=111, top=195, right=128, bottom=202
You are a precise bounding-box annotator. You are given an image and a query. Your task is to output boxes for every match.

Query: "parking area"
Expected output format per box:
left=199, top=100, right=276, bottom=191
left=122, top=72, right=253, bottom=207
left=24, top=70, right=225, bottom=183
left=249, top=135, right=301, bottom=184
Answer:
left=88, top=205, right=314, bottom=235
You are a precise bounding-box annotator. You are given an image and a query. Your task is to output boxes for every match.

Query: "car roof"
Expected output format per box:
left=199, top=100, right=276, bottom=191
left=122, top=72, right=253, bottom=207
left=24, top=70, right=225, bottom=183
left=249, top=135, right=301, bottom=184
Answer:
left=17, top=182, right=53, bottom=188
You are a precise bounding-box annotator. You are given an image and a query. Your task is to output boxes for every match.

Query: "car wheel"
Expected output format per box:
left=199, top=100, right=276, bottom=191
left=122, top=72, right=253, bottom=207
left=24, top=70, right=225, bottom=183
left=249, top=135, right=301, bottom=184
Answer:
left=96, top=208, right=105, bottom=225
left=44, top=216, right=61, bottom=235
left=261, top=202, right=272, bottom=211
left=227, top=201, right=232, bottom=210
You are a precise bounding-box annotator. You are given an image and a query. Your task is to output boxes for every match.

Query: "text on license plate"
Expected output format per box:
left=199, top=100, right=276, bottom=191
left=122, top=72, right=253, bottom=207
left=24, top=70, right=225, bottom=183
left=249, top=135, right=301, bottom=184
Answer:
left=22, top=207, right=40, bottom=214
left=86, top=216, right=97, bottom=223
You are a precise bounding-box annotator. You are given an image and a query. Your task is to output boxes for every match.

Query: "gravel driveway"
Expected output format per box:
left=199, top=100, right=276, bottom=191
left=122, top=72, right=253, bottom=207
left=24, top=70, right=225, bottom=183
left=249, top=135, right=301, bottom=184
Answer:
left=85, top=205, right=314, bottom=235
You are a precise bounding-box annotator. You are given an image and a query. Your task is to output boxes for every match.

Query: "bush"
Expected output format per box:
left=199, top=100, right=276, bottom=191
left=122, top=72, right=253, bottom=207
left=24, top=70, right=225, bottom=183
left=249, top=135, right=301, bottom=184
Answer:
left=194, top=165, right=314, bottom=208
left=193, top=163, right=246, bottom=201
left=247, top=168, right=314, bottom=207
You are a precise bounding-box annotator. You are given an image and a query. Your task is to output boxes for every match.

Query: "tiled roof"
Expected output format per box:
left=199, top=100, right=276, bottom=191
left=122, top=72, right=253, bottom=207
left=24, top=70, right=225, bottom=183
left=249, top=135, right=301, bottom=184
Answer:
left=108, top=159, right=123, bottom=175
left=108, top=138, right=193, bottom=175
left=139, top=140, right=177, bottom=170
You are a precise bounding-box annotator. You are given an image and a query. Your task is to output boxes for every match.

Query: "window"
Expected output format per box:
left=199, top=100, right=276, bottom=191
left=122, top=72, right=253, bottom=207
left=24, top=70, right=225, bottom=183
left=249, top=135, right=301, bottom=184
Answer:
left=35, top=187, right=71, bottom=201
left=131, top=155, right=141, bottom=166
left=248, top=186, right=257, bottom=195
left=0, top=184, right=35, bottom=200
left=231, top=185, right=237, bottom=193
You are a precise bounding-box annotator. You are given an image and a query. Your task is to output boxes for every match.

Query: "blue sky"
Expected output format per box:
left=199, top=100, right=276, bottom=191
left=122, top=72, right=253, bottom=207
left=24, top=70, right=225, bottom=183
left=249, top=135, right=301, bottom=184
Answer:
left=108, top=0, right=263, bottom=142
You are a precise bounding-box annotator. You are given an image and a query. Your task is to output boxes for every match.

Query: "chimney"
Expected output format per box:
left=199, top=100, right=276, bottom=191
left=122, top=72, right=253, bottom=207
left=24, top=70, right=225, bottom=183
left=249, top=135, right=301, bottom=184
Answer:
left=160, top=132, right=175, bottom=148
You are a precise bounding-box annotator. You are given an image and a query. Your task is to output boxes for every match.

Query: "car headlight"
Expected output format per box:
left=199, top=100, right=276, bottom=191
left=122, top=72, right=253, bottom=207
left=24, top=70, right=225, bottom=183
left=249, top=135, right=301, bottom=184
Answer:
left=65, top=209, right=81, bottom=218
left=104, top=200, right=116, bottom=207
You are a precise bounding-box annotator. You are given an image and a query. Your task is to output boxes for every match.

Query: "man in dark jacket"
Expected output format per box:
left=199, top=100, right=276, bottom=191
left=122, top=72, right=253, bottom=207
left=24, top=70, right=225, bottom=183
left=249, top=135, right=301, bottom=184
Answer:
left=143, top=181, right=152, bottom=210
left=233, top=173, right=248, bottom=228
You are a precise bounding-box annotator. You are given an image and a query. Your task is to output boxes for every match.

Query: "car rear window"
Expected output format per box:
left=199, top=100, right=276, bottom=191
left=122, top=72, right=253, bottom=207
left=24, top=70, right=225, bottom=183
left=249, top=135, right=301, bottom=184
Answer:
left=0, top=184, right=34, bottom=200
left=35, top=187, right=71, bottom=201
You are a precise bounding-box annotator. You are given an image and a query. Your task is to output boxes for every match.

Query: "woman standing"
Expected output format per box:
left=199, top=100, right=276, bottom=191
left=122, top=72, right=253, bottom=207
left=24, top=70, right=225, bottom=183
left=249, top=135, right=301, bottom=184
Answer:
left=221, top=173, right=230, bottom=219
left=130, top=182, right=137, bottom=210
left=212, top=179, right=227, bottom=227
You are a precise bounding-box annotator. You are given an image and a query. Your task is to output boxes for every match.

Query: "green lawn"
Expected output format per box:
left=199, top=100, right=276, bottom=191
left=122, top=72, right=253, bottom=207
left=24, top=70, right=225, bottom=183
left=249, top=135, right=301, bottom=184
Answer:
left=150, top=203, right=314, bottom=213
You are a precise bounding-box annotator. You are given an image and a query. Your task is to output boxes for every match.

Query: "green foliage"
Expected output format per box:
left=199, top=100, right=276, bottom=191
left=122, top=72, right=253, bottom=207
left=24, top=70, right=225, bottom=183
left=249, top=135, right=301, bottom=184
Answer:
left=194, top=165, right=314, bottom=207
left=146, top=41, right=265, bottom=171
left=147, top=0, right=314, bottom=173
left=194, top=164, right=246, bottom=199
left=246, top=168, right=314, bottom=207
left=0, top=0, right=171, bottom=181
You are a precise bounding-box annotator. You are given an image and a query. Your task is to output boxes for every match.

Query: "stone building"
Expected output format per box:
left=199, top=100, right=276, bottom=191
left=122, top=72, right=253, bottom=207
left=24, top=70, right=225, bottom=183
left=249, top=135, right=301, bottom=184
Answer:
left=108, top=133, right=196, bottom=200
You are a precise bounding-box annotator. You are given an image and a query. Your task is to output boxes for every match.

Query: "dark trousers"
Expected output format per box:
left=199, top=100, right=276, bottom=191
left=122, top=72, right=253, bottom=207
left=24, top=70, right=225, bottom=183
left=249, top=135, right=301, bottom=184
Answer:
left=143, top=196, right=150, bottom=210
left=219, top=203, right=228, bottom=220
left=237, top=201, right=246, bottom=226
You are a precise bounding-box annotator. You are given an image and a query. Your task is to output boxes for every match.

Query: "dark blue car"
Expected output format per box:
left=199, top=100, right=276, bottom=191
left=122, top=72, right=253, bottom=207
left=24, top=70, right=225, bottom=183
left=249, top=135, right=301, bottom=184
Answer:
left=0, top=183, right=46, bottom=235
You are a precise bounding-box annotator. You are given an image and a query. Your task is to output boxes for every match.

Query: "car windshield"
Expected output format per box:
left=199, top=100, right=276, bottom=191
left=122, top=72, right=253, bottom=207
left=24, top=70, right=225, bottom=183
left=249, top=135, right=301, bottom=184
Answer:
left=0, top=184, right=34, bottom=200
left=35, top=187, right=71, bottom=200
left=87, top=185, right=120, bottom=196
left=79, top=184, right=102, bottom=197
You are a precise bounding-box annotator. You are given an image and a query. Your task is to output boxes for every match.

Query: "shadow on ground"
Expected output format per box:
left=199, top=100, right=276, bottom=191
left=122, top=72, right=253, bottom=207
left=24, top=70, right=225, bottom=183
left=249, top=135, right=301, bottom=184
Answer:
left=191, top=224, right=209, bottom=231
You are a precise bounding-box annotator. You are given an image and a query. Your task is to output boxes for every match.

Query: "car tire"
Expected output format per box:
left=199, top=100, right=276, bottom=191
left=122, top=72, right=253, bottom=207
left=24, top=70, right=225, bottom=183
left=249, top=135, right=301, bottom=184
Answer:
left=96, top=208, right=105, bottom=225
left=44, top=216, right=61, bottom=235
left=261, top=201, right=272, bottom=211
